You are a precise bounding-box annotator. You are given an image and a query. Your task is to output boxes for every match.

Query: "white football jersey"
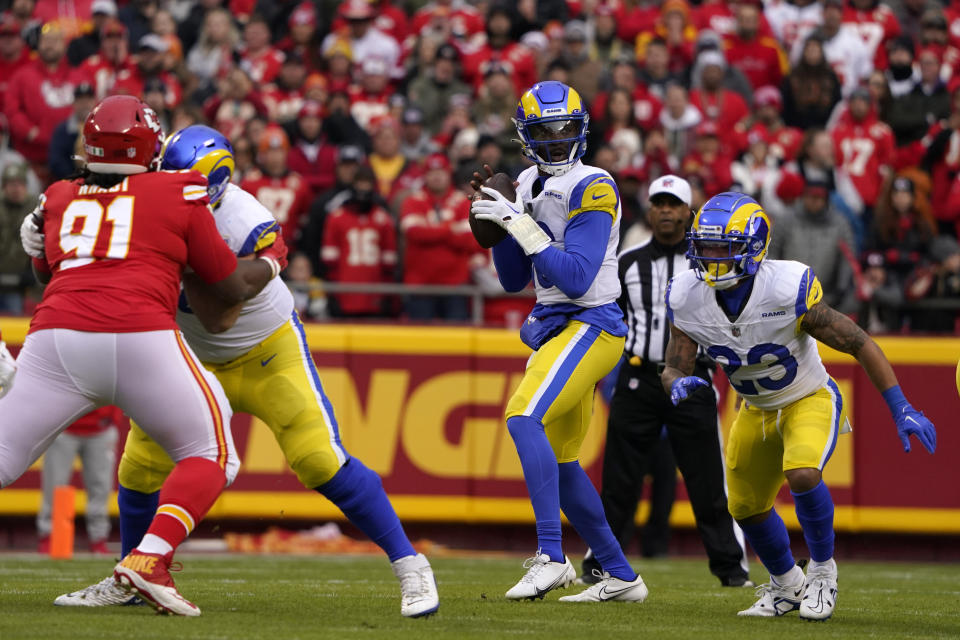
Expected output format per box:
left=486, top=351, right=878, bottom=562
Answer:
left=667, top=260, right=828, bottom=410
left=516, top=161, right=621, bottom=308
left=177, top=183, right=294, bottom=363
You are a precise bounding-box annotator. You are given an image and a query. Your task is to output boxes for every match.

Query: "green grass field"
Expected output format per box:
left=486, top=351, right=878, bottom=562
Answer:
left=0, top=553, right=957, bottom=640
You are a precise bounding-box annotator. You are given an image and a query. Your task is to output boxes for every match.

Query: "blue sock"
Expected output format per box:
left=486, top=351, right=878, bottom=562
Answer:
left=507, top=416, right=563, bottom=562
left=739, top=509, right=795, bottom=576
left=118, top=485, right=159, bottom=557
left=558, top=461, right=636, bottom=582
left=792, top=480, right=835, bottom=563
left=316, top=458, right=416, bottom=562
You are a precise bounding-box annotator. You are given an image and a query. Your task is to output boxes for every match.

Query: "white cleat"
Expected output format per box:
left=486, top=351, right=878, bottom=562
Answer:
left=53, top=576, right=139, bottom=607
left=505, top=554, right=576, bottom=600
left=558, top=571, right=648, bottom=603
left=391, top=553, right=440, bottom=618
left=799, top=559, right=838, bottom=621
left=737, top=581, right=804, bottom=617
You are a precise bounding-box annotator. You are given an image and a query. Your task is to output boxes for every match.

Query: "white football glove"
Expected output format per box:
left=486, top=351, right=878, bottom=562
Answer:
left=20, top=196, right=46, bottom=259
left=472, top=186, right=550, bottom=255
left=0, top=341, right=16, bottom=400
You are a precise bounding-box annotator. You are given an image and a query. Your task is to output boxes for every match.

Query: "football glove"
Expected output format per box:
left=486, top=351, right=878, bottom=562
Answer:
left=20, top=210, right=44, bottom=259
left=256, top=233, right=289, bottom=278
left=669, top=376, right=710, bottom=406
left=894, top=405, right=936, bottom=454
left=0, top=341, right=16, bottom=399
left=882, top=384, right=936, bottom=454
left=472, top=186, right=550, bottom=255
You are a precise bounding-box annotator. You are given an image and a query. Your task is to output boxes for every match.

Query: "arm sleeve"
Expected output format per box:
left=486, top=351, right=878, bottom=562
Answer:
left=185, top=203, right=239, bottom=284
left=530, top=211, right=611, bottom=300
left=491, top=236, right=533, bottom=292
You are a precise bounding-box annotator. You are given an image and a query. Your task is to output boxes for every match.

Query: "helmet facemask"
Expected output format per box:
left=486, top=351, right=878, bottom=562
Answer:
left=514, top=114, right=589, bottom=177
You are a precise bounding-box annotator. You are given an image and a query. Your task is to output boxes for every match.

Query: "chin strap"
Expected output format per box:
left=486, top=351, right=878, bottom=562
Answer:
left=507, top=215, right=551, bottom=255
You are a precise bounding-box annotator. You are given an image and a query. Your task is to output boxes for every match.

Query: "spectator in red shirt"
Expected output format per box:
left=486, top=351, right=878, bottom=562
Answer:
left=592, top=58, right=663, bottom=133
left=204, top=67, right=268, bottom=141
left=635, top=0, right=697, bottom=77
left=682, top=120, right=734, bottom=197
left=400, top=152, right=476, bottom=321
left=690, top=50, right=751, bottom=155
left=461, top=4, right=537, bottom=98
left=276, top=1, right=322, bottom=72
left=286, top=100, right=337, bottom=199
left=321, top=165, right=398, bottom=317
left=262, top=52, right=308, bottom=123
left=75, top=19, right=132, bottom=100
left=4, top=22, right=74, bottom=179
left=724, top=0, right=789, bottom=92
left=241, top=125, right=313, bottom=246
left=831, top=87, right=896, bottom=215
left=113, top=34, right=183, bottom=110
left=748, top=85, right=804, bottom=162
left=0, top=15, right=29, bottom=111
left=348, top=57, right=395, bottom=132
left=240, top=14, right=285, bottom=86
left=411, top=0, right=484, bottom=44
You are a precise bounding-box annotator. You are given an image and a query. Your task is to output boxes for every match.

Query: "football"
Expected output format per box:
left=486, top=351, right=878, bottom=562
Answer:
left=469, top=172, right=514, bottom=249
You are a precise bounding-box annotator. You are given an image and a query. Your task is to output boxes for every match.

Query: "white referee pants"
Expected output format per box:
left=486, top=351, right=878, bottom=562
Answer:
left=0, top=329, right=238, bottom=488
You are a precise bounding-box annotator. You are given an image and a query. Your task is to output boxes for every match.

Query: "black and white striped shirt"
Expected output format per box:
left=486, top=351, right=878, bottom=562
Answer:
left=618, top=238, right=692, bottom=363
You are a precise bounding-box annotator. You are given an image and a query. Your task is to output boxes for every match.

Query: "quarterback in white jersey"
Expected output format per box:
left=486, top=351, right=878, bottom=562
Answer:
left=471, top=81, right=646, bottom=604
left=55, top=126, right=439, bottom=619
left=661, top=192, right=937, bottom=621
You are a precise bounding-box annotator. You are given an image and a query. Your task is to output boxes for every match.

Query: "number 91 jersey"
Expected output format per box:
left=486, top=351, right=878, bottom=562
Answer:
left=666, top=260, right=829, bottom=410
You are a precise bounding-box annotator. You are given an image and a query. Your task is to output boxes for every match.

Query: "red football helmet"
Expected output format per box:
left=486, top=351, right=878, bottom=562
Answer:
left=83, top=95, right=164, bottom=175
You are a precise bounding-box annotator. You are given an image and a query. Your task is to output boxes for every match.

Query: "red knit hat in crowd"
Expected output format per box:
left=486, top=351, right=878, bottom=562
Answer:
left=424, top=152, right=451, bottom=172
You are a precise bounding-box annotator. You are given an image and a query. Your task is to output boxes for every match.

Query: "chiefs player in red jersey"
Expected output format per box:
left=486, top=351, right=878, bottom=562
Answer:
left=5, top=95, right=286, bottom=616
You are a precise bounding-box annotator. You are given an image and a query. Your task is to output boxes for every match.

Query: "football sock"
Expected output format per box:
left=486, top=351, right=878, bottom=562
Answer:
left=739, top=509, right=796, bottom=577
left=316, top=458, right=416, bottom=562
left=558, top=461, right=637, bottom=582
left=118, top=485, right=159, bottom=557
left=137, top=457, right=226, bottom=555
left=792, top=480, right=835, bottom=563
left=772, top=564, right=805, bottom=589
left=507, top=416, right=563, bottom=563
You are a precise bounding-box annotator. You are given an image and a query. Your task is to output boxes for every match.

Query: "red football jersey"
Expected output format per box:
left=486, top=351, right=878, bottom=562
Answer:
left=30, top=171, right=237, bottom=334
left=240, top=170, right=313, bottom=246
left=400, top=187, right=476, bottom=286
left=831, top=119, right=895, bottom=207
left=321, top=203, right=397, bottom=315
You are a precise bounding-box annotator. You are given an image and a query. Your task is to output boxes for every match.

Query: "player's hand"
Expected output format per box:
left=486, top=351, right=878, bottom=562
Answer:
left=469, top=164, right=495, bottom=195
left=20, top=211, right=45, bottom=259
left=471, top=186, right=524, bottom=229
left=894, top=404, right=937, bottom=454
left=257, top=233, right=289, bottom=277
left=0, top=341, right=17, bottom=400
left=669, top=376, right=710, bottom=406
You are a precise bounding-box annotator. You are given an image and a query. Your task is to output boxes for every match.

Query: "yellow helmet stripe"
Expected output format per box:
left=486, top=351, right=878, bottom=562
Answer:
left=520, top=90, right=542, bottom=118
left=565, top=87, right=583, bottom=114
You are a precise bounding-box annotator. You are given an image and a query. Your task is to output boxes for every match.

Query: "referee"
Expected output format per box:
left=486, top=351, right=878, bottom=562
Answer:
left=582, top=175, right=752, bottom=587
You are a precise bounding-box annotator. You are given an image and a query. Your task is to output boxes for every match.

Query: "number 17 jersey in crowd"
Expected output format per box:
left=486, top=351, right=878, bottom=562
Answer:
left=666, top=259, right=828, bottom=410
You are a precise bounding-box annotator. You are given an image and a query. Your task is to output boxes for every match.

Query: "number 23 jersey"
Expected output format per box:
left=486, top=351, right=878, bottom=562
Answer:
left=666, top=259, right=828, bottom=410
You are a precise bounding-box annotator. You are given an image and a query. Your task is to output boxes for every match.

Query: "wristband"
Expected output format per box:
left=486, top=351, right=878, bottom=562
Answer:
left=506, top=214, right=550, bottom=255
left=258, top=255, right=281, bottom=279
left=881, top=385, right=907, bottom=414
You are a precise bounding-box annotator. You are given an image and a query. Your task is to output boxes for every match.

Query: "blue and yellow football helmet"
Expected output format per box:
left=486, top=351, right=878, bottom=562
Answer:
left=513, top=81, right=589, bottom=177
left=160, top=125, right=235, bottom=206
left=687, top=192, right=771, bottom=289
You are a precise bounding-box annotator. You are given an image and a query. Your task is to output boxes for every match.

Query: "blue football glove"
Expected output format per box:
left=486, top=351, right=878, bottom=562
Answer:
left=669, top=376, right=710, bottom=406
left=882, top=385, right=937, bottom=454
left=894, top=405, right=937, bottom=454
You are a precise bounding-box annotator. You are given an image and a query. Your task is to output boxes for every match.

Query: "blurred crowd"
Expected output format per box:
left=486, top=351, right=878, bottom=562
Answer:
left=2, top=0, right=960, bottom=331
